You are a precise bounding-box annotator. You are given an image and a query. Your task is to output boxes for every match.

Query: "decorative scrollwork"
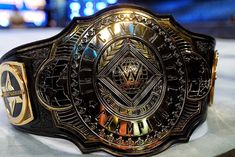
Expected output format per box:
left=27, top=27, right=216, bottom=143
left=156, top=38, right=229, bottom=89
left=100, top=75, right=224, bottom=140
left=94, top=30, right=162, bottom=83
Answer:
left=21, top=47, right=50, bottom=74
left=98, top=39, right=124, bottom=71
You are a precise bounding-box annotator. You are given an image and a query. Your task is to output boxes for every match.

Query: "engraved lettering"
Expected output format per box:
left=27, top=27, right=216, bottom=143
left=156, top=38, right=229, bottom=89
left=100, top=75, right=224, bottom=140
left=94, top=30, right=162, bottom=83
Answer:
left=120, top=23, right=129, bottom=34
left=108, top=26, right=115, bottom=37
left=97, top=33, right=106, bottom=43
left=127, top=122, right=134, bottom=134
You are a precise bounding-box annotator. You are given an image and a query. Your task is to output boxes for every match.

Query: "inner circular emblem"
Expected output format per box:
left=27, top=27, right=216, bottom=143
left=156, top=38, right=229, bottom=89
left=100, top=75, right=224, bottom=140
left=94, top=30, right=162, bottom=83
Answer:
left=71, top=11, right=187, bottom=152
left=112, top=57, right=150, bottom=95
left=96, top=38, right=165, bottom=120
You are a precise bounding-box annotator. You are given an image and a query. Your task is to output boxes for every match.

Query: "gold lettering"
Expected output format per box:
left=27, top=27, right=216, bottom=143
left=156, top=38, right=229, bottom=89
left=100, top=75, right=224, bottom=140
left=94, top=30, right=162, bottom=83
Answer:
left=108, top=26, right=115, bottom=37
left=97, top=33, right=106, bottom=43
left=127, top=122, right=134, bottom=134
left=120, top=23, right=129, bottom=34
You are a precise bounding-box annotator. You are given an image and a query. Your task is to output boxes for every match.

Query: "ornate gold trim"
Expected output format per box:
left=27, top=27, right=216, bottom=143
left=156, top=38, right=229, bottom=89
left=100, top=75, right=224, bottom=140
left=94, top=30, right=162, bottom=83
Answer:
left=0, top=61, right=34, bottom=125
left=209, top=50, right=219, bottom=106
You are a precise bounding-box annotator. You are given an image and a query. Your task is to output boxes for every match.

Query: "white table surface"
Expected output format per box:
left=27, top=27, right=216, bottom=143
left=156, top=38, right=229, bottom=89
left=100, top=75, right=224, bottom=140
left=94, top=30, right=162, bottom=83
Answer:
left=0, top=29, right=235, bottom=157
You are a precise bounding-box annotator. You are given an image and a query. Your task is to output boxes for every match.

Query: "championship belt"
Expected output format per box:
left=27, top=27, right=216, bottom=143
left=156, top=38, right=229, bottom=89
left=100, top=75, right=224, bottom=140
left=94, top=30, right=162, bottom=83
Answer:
left=0, top=5, right=218, bottom=156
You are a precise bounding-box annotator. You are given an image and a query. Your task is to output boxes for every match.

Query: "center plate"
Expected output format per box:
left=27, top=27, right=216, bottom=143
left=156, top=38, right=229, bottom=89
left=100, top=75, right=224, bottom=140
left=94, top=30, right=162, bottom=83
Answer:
left=33, top=5, right=211, bottom=156
left=96, top=38, right=165, bottom=120
left=70, top=10, right=187, bottom=152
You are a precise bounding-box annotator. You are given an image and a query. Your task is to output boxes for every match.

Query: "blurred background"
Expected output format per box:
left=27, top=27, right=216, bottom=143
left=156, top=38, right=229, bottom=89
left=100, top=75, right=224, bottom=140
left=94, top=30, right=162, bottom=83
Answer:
left=0, top=0, right=234, bottom=38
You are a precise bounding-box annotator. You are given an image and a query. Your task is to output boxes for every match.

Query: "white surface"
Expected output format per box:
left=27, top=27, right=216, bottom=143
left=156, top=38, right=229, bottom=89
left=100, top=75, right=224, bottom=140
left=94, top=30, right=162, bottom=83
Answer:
left=0, top=29, right=235, bottom=157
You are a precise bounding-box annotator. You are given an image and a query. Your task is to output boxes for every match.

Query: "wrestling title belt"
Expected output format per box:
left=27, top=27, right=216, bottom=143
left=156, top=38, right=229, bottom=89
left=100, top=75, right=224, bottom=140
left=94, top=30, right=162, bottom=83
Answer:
left=0, top=5, right=218, bottom=156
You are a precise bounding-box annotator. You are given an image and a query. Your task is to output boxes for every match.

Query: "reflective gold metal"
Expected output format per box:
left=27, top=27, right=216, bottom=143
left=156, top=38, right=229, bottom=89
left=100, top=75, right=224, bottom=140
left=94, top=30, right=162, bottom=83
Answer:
left=209, top=50, right=219, bottom=106
left=0, top=62, right=34, bottom=125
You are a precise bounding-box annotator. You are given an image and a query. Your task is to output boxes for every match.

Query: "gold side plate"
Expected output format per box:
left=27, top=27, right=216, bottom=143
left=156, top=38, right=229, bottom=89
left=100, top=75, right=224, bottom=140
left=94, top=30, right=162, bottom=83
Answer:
left=209, top=50, right=219, bottom=106
left=0, top=62, right=34, bottom=125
